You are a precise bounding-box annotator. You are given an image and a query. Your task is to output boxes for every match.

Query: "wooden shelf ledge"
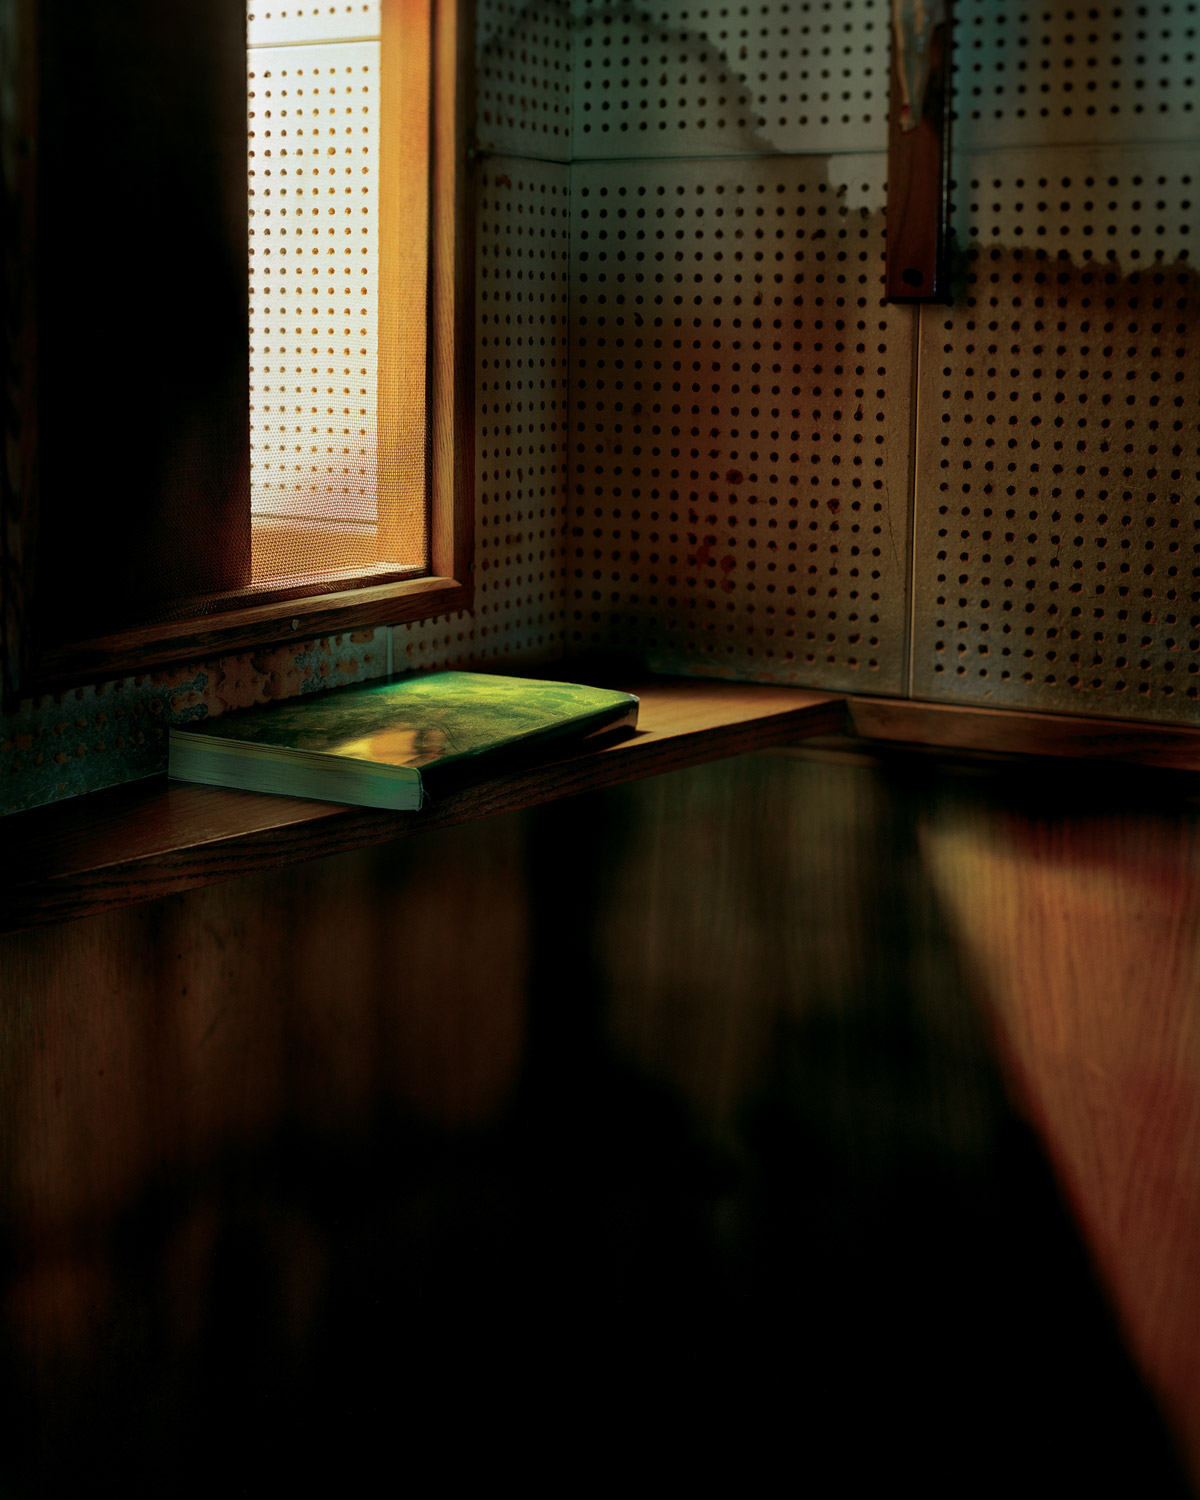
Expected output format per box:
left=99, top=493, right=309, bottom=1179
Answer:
left=12, top=677, right=1198, bottom=937
left=0, top=678, right=845, bottom=935
left=845, top=697, right=1200, bottom=772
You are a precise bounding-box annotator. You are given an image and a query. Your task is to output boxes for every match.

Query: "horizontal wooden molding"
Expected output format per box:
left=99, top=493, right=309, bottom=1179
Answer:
left=33, top=576, right=473, bottom=694
left=845, top=696, right=1200, bottom=774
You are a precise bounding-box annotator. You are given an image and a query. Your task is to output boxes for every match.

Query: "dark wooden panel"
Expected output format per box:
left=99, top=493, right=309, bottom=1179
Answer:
left=885, top=1, right=953, bottom=303
left=567, top=756, right=1200, bottom=1487
left=0, top=813, right=535, bottom=1491
left=0, top=0, right=38, bottom=699
left=0, top=752, right=1196, bottom=1491
left=33, top=0, right=251, bottom=648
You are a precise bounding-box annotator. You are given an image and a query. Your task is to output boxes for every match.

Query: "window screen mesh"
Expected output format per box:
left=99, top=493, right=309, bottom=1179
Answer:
left=247, top=2, right=427, bottom=586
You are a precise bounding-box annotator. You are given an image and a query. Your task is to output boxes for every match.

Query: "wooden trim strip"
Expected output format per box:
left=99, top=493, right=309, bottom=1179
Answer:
left=428, top=0, right=473, bottom=591
left=375, top=0, right=431, bottom=568
left=0, top=680, right=844, bottom=934
left=846, top=696, right=1200, bottom=772
left=884, top=0, right=954, bottom=303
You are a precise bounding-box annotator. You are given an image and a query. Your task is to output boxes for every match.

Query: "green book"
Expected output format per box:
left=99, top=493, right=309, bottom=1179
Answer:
left=167, top=671, right=639, bottom=810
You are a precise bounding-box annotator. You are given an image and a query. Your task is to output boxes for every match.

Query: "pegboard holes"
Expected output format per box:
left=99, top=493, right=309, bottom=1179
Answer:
left=954, top=0, right=1196, bottom=148
left=573, top=0, right=886, bottom=155
left=569, top=158, right=908, bottom=690
left=915, top=147, right=1200, bottom=718
left=476, top=0, right=572, bottom=154
left=462, top=164, right=570, bottom=668
left=248, top=46, right=381, bottom=548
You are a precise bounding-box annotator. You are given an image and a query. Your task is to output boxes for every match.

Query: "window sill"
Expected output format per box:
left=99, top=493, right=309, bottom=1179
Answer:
left=0, top=676, right=845, bottom=935
left=32, top=572, right=467, bottom=695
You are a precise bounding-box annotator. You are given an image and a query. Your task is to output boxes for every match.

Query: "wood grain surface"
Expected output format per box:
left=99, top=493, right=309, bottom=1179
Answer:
left=1, top=745, right=1196, bottom=1491
left=884, top=3, right=952, bottom=302
left=921, top=793, right=1200, bottom=1481
left=0, top=679, right=845, bottom=934
left=849, top=696, right=1200, bottom=772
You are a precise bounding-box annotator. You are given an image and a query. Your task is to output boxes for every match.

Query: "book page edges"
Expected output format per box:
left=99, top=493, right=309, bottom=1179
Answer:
left=168, top=739, right=424, bottom=811
left=168, top=732, right=423, bottom=783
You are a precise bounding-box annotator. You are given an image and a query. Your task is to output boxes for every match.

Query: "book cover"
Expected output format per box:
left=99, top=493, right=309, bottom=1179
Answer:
left=167, top=672, right=640, bottom=810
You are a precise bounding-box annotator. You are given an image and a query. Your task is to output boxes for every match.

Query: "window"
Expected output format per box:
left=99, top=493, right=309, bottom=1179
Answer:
left=247, top=2, right=426, bottom=585
left=4, top=0, right=470, bottom=700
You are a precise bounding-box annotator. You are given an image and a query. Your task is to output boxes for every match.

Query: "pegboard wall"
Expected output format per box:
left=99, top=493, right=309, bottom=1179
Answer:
left=953, top=0, right=1197, bottom=154
left=394, top=157, right=572, bottom=673
left=247, top=35, right=388, bottom=553
left=0, top=632, right=390, bottom=816
left=395, top=4, right=573, bottom=673
left=566, top=0, right=1197, bottom=161
left=911, top=142, right=1199, bottom=723
left=563, top=2, right=908, bottom=695
left=247, top=4, right=380, bottom=46
left=568, top=154, right=912, bottom=691
left=562, top=0, right=1199, bottom=725
left=570, top=0, right=889, bottom=157
left=477, top=0, right=574, bottom=158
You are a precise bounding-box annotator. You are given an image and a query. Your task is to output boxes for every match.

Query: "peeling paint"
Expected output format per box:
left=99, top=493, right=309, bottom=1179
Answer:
left=0, top=628, right=389, bottom=816
left=827, top=153, right=888, bottom=217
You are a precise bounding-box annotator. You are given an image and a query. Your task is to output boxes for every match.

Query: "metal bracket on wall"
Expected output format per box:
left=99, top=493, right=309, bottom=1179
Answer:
left=885, top=0, right=954, bottom=303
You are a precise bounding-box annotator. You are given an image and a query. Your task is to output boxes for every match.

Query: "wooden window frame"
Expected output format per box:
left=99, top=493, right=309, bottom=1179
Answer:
left=1, top=0, right=473, bottom=703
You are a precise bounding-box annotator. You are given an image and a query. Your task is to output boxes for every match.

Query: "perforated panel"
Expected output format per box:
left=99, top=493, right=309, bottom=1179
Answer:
left=248, top=38, right=400, bottom=580
left=0, top=631, right=388, bottom=816
left=571, top=0, right=888, bottom=157
left=569, top=154, right=911, bottom=692
left=396, top=159, right=571, bottom=670
left=911, top=143, right=1200, bottom=723
left=248, top=3, right=380, bottom=46
left=477, top=0, right=573, bottom=159
left=955, top=0, right=1198, bottom=154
